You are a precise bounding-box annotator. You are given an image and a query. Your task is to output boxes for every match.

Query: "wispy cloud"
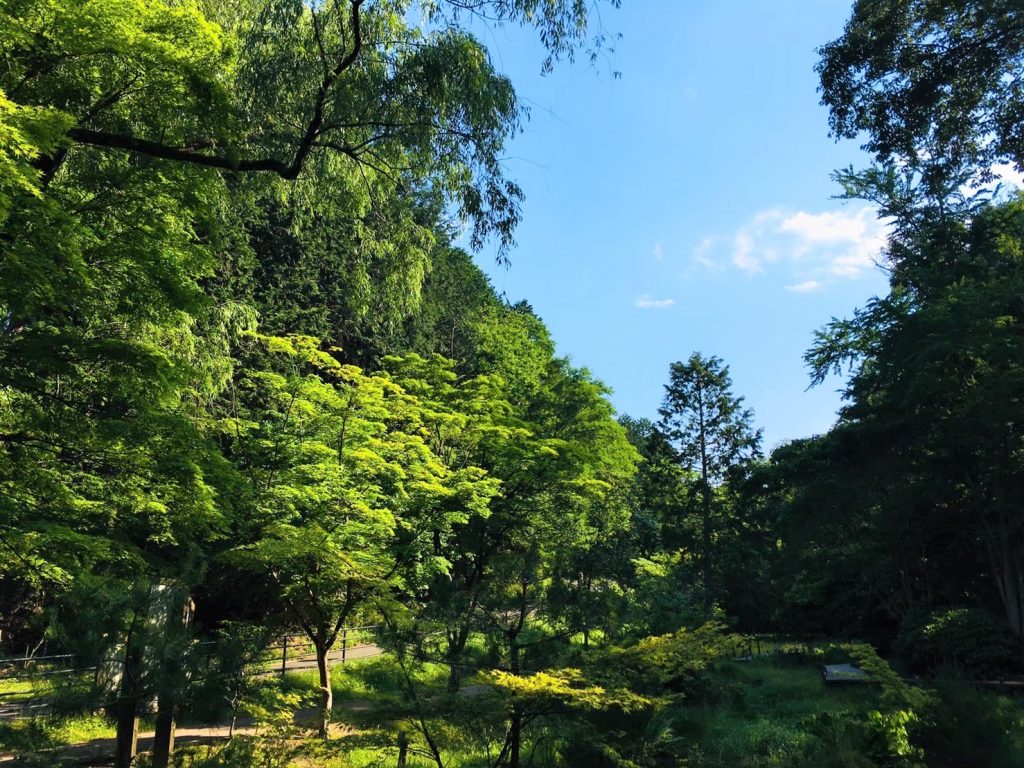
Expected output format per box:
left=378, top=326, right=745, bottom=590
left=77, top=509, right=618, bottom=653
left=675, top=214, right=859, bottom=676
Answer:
left=692, top=205, right=889, bottom=287
left=653, top=242, right=663, bottom=260
left=785, top=279, right=822, bottom=293
left=635, top=295, right=675, bottom=309
left=692, top=236, right=719, bottom=269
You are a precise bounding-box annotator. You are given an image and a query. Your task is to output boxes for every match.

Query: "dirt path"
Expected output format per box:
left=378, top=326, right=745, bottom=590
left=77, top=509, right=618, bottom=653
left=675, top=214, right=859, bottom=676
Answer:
left=269, top=641, right=380, bottom=673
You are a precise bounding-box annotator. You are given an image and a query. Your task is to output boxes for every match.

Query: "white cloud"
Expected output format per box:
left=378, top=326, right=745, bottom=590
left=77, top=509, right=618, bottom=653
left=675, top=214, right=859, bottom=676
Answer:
left=785, top=280, right=822, bottom=293
left=635, top=295, right=675, bottom=309
left=653, top=242, right=663, bottom=260
left=732, top=230, right=760, bottom=273
left=780, top=209, right=876, bottom=245
left=694, top=204, right=889, bottom=288
left=993, top=162, right=1024, bottom=190
left=730, top=209, right=785, bottom=273
left=692, top=236, right=720, bottom=269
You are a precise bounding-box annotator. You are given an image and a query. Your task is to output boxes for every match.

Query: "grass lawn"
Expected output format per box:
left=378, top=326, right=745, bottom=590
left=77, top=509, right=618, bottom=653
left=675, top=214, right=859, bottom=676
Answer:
left=0, top=714, right=120, bottom=755
left=5, top=651, right=1022, bottom=768
left=673, top=658, right=883, bottom=767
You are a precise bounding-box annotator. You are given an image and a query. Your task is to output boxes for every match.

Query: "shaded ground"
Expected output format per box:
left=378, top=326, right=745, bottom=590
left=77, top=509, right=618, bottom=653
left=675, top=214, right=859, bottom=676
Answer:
left=0, top=706, right=369, bottom=765
left=0, top=643, right=381, bottom=719
left=0, top=645, right=382, bottom=764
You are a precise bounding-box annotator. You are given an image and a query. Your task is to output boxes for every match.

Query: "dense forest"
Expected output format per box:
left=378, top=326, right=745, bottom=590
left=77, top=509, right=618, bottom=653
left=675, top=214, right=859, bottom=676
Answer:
left=1, top=0, right=1024, bottom=766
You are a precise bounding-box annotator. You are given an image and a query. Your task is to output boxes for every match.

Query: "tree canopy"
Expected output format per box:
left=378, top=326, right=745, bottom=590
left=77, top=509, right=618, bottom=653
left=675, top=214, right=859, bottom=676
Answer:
left=4, top=1, right=1024, bottom=767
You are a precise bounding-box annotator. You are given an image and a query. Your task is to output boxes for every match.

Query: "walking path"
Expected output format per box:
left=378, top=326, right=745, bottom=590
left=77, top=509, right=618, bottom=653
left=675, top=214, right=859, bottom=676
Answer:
left=272, top=641, right=380, bottom=673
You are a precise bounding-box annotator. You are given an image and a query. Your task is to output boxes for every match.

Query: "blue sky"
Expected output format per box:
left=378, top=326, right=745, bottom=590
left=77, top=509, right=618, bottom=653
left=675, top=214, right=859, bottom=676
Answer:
left=467, top=1, right=892, bottom=450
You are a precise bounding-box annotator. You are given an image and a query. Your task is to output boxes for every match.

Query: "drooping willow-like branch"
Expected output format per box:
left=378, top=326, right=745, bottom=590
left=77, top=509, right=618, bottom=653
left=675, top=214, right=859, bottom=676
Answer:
left=63, top=0, right=366, bottom=180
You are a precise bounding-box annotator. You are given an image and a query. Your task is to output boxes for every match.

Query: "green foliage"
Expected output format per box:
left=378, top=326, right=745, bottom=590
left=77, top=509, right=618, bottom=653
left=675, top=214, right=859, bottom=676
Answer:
left=659, top=354, right=762, bottom=484
left=4, top=1, right=1024, bottom=766
left=896, top=607, right=1017, bottom=676
left=657, top=353, right=762, bottom=613
left=916, top=678, right=1024, bottom=768
left=219, top=332, right=500, bottom=639
left=0, top=714, right=116, bottom=755
left=818, top=0, right=1024, bottom=186
left=0, top=88, right=69, bottom=221
left=622, top=553, right=703, bottom=636
left=603, top=622, right=742, bottom=693
left=480, top=667, right=650, bottom=714
left=787, top=196, right=1024, bottom=649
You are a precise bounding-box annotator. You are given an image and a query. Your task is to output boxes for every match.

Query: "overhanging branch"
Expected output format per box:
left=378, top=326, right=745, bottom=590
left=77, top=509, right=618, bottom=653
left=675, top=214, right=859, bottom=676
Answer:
left=62, top=0, right=366, bottom=181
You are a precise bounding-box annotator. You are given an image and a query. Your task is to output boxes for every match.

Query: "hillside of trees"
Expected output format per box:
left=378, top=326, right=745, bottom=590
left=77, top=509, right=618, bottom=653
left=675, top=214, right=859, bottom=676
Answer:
left=2, top=1, right=1024, bottom=766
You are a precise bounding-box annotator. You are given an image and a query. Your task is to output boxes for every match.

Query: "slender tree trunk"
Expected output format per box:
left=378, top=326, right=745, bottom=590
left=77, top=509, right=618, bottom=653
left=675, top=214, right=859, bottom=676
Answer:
left=981, top=500, right=1024, bottom=670
left=702, top=481, right=713, bottom=614
left=397, top=729, right=409, bottom=767
left=114, top=617, right=142, bottom=768
left=696, top=384, right=713, bottom=615
left=508, top=634, right=522, bottom=768
left=996, top=543, right=1024, bottom=669
left=509, top=706, right=522, bottom=768
left=150, top=587, right=193, bottom=766
left=446, top=660, right=461, bottom=693
left=446, top=626, right=469, bottom=693
left=394, top=650, right=445, bottom=768
left=316, top=644, right=332, bottom=738
left=113, top=698, right=139, bottom=768
left=151, top=699, right=176, bottom=768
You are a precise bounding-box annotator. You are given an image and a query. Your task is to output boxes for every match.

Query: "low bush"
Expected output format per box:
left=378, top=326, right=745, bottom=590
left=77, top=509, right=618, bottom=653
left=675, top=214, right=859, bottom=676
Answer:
left=895, top=607, right=1016, bottom=677
left=916, top=677, right=1024, bottom=768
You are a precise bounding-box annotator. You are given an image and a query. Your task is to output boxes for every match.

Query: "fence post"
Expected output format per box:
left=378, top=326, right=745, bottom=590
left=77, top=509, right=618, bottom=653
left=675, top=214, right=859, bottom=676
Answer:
left=281, top=636, right=288, bottom=677
left=341, top=629, right=347, bottom=664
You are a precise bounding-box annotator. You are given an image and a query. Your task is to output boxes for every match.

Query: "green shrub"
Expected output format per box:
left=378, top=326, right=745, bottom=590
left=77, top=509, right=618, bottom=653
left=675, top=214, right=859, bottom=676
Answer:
left=797, top=712, right=887, bottom=768
left=895, top=608, right=1016, bottom=677
left=917, top=677, right=1024, bottom=768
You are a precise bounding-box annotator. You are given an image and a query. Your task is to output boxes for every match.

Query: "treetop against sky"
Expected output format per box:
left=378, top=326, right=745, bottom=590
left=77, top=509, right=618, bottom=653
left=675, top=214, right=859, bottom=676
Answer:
left=465, top=0, right=1024, bottom=448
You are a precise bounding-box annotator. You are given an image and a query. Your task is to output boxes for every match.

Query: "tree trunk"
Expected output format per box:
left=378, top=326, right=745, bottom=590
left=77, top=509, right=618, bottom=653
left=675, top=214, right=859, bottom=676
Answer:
left=316, top=645, right=333, bottom=738
left=151, top=699, right=176, bottom=768
left=113, top=625, right=143, bottom=768
left=508, top=635, right=522, bottom=767
left=702, top=481, right=713, bottom=614
left=397, top=729, right=409, bottom=767
left=981, top=503, right=1024, bottom=670
left=993, top=539, right=1024, bottom=669
left=696, top=384, right=713, bottom=615
left=509, top=706, right=523, bottom=768
left=446, top=660, right=461, bottom=694
left=113, top=698, right=139, bottom=768
left=395, top=652, right=445, bottom=768
left=446, top=627, right=469, bottom=693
